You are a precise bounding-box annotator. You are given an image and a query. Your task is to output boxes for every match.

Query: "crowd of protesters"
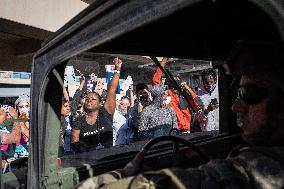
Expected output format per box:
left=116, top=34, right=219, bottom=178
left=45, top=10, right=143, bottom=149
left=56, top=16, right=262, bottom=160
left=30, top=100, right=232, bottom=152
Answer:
left=0, top=56, right=220, bottom=165
left=0, top=94, right=30, bottom=172
left=62, top=57, right=219, bottom=153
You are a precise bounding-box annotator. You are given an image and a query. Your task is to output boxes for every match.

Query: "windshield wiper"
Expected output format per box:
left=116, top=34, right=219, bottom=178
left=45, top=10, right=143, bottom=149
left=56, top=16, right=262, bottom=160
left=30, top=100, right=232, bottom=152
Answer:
left=150, top=57, right=196, bottom=112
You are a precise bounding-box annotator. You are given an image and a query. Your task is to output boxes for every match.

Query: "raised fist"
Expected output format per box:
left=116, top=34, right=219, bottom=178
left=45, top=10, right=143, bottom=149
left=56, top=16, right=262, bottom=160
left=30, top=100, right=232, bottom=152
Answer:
left=114, top=57, right=122, bottom=71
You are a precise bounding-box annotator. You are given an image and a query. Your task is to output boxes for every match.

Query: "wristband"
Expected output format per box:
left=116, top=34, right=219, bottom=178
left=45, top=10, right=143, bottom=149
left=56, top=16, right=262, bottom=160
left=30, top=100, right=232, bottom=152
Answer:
left=114, top=70, right=120, bottom=74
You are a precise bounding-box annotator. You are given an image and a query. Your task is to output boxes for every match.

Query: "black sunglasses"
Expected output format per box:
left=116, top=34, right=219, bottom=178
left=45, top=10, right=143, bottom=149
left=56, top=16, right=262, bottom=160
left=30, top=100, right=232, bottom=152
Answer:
left=237, top=85, right=269, bottom=105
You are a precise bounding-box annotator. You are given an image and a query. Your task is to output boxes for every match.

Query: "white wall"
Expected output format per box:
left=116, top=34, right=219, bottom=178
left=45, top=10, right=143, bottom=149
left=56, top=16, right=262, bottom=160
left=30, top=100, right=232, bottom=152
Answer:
left=0, top=88, right=30, bottom=97
left=0, top=0, right=89, bottom=32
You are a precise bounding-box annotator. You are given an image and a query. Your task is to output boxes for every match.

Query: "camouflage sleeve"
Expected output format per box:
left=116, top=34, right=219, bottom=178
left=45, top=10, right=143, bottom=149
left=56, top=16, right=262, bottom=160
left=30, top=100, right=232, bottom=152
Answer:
left=101, top=150, right=284, bottom=189
left=74, top=170, right=124, bottom=189
left=74, top=146, right=284, bottom=189
left=93, top=159, right=250, bottom=189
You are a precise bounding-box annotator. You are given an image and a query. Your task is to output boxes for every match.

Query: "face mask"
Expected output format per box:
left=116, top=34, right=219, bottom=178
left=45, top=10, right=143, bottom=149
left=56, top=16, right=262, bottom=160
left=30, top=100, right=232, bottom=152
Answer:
left=205, top=83, right=216, bottom=93
left=19, top=107, right=30, bottom=117
left=164, top=96, right=171, bottom=105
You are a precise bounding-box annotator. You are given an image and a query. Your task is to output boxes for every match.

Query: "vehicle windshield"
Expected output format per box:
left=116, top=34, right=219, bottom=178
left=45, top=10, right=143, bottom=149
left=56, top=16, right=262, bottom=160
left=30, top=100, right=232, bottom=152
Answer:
left=59, top=52, right=220, bottom=161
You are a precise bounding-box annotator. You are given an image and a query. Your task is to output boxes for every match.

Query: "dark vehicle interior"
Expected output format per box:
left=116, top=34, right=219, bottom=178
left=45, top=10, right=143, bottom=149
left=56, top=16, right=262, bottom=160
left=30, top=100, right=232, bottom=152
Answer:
left=2, top=0, right=284, bottom=188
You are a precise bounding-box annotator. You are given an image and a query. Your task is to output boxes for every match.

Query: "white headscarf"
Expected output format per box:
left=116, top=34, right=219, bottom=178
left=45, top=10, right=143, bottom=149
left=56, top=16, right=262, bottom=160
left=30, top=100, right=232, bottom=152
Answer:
left=15, top=94, right=30, bottom=107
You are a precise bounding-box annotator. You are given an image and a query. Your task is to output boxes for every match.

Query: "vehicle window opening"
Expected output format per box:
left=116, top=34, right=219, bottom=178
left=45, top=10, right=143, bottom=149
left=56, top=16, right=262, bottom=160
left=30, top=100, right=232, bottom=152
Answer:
left=58, top=53, right=220, bottom=163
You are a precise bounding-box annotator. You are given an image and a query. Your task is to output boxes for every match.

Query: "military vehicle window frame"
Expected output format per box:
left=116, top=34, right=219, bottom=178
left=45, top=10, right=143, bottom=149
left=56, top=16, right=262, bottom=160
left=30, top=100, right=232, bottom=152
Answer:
left=10, top=0, right=281, bottom=188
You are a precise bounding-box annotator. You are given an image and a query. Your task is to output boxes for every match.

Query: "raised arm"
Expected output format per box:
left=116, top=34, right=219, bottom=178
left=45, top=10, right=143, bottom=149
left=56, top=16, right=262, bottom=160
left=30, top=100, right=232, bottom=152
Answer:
left=78, top=73, right=86, bottom=91
left=181, top=82, right=200, bottom=112
left=129, top=85, right=135, bottom=108
left=71, top=75, right=85, bottom=117
left=104, top=57, right=122, bottom=114
left=63, top=85, right=70, bottom=101
left=152, top=57, right=168, bottom=85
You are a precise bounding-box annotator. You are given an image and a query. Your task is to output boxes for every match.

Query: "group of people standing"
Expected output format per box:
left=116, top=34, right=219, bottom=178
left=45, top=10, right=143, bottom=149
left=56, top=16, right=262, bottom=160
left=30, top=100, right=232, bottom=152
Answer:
left=0, top=56, right=220, bottom=162
left=151, top=57, right=219, bottom=133
left=59, top=56, right=220, bottom=154
left=0, top=57, right=220, bottom=163
left=1, top=94, right=30, bottom=171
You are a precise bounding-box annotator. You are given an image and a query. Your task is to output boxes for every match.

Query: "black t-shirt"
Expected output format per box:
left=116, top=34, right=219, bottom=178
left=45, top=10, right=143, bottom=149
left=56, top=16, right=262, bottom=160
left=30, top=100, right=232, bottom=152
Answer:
left=72, top=107, right=113, bottom=149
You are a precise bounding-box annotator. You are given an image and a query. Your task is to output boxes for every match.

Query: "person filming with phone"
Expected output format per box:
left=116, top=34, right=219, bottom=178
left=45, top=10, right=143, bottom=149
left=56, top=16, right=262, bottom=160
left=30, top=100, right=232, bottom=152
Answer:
left=195, top=69, right=219, bottom=132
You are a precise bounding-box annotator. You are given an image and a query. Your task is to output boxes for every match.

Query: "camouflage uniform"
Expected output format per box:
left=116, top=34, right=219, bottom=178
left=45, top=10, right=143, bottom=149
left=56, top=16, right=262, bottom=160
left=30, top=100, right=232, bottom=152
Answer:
left=74, top=146, right=284, bottom=189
